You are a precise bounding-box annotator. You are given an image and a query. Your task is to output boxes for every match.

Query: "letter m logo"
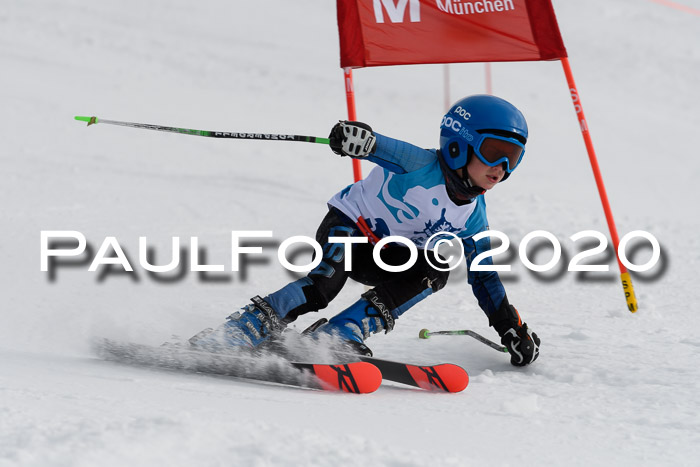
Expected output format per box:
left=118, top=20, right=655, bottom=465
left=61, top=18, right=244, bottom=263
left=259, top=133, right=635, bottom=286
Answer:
left=373, top=0, right=421, bottom=23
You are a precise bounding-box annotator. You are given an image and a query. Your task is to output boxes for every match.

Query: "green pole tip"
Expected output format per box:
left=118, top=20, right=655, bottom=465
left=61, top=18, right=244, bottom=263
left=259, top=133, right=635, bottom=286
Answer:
left=75, top=116, right=98, bottom=126
left=418, top=329, right=430, bottom=339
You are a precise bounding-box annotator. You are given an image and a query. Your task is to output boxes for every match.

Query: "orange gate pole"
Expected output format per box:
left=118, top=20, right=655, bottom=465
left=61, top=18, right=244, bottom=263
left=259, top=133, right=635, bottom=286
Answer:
left=343, top=68, right=363, bottom=182
left=560, top=57, right=638, bottom=312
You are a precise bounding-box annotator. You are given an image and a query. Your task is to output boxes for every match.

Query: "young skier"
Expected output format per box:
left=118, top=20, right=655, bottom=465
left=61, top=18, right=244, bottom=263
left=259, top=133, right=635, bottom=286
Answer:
left=191, top=94, right=540, bottom=366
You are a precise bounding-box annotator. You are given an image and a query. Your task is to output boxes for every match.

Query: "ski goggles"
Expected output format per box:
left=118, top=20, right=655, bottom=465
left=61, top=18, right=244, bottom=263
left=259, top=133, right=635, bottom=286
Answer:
left=473, top=134, right=525, bottom=173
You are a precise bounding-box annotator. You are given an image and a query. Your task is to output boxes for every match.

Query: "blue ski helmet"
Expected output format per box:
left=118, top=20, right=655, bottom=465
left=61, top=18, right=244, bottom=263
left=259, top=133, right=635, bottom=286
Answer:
left=439, top=95, right=528, bottom=176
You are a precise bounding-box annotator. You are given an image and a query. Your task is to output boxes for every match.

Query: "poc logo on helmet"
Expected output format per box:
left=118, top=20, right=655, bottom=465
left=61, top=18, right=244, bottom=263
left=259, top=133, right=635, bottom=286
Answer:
left=459, top=127, right=474, bottom=142
left=441, top=115, right=462, bottom=133
left=454, top=106, right=471, bottom=120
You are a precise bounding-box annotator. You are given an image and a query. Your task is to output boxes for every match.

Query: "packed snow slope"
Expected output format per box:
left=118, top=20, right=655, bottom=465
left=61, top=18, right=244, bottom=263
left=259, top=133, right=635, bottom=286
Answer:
left=2, top=0, right=700, bottom=465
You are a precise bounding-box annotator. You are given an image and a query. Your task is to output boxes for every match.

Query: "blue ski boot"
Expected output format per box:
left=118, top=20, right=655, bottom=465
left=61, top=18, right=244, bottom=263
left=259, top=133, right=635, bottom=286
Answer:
left=189, top=296, right=285, bottom=351
left=309, top=290, right=396, bottom=356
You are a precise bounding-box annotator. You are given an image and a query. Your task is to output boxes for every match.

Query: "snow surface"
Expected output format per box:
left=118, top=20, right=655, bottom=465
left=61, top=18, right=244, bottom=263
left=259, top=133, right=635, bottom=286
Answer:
left=2, top=0, right=700, bottom=465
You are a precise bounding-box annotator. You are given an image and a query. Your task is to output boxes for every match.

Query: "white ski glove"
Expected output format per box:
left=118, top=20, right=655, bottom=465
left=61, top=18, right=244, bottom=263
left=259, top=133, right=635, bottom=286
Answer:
left=329, top=121, right=377, bottom=158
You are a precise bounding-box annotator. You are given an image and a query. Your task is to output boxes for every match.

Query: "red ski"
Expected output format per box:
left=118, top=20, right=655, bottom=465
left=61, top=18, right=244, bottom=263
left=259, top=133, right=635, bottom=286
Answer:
left=358, top=356, right=469, bottom=393
left=93, top=339, right=382, bottom=394
left=298, top=362, right=382, bottom=394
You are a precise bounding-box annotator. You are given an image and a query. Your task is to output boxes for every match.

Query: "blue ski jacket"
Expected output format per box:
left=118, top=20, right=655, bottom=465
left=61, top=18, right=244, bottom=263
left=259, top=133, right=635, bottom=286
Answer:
left=328, top=133, right=508, bottom=320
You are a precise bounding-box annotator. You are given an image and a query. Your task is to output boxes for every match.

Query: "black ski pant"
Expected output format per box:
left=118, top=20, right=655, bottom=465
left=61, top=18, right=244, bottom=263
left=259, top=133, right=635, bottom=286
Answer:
left=273, top=208, right=449, bottom=324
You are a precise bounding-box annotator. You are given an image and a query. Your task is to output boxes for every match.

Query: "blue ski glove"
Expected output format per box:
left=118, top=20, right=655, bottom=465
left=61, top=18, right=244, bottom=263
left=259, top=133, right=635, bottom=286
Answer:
left=329, top=121, right=377, bottom=158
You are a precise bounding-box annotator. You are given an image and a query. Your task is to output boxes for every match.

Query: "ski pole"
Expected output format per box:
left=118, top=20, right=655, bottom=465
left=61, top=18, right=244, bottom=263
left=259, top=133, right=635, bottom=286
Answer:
left=74, top=116, right=330, bottom=145
left=418, top=328, right=508, bottom=353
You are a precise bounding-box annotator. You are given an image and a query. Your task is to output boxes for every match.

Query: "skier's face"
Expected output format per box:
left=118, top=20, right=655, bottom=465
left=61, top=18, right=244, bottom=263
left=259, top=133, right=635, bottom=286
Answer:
left=464, top=156, right=505, bottom=190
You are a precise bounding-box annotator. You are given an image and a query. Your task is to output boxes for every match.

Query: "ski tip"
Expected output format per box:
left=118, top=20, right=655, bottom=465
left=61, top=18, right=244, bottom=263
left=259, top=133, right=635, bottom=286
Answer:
left=312, top=362, right=382, bottom=394
left=418, top=328, right=430, bottom=339
left=75, top=116, right=98, bottom=126
left=407, top=363, right=469, bottom=393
